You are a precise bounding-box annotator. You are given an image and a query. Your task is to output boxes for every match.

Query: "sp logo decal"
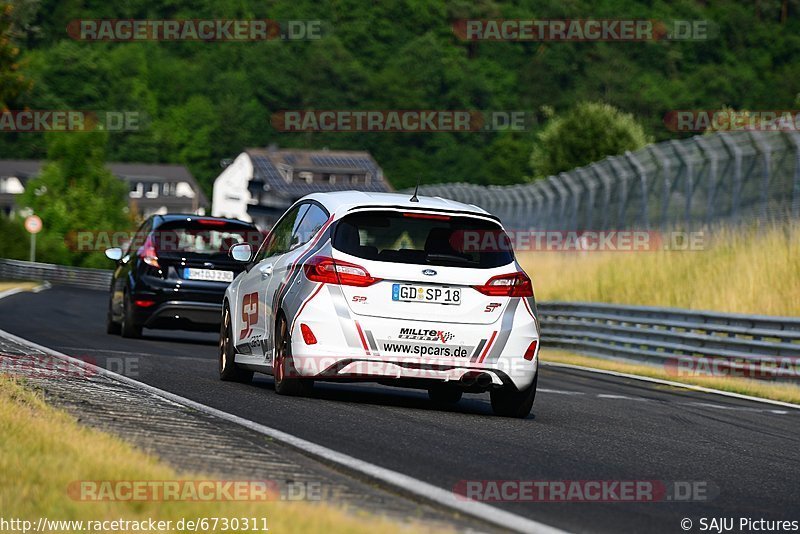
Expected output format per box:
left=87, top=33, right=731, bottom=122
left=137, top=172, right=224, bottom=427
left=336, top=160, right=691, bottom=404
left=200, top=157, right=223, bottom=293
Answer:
left=239, top=292, right=259, bottom=339
left=352, top=296, right=367, bottom=303
left=422, top=269, right=437, bottom=276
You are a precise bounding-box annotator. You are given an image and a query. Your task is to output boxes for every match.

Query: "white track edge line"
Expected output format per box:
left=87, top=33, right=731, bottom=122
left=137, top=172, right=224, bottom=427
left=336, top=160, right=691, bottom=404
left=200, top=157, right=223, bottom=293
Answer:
left=0, top=281, right=50, bottom=300
left=0, top=327, right=566, bottom=534
left=541, top=361, right=800, bottom=410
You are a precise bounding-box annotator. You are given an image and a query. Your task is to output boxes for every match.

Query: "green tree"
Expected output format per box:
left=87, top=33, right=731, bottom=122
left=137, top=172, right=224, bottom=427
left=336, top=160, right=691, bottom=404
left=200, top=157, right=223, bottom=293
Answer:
left=0, top=2, right=30, bottom=109
left=18, top=130, right=133, bottom=268
left=530, top=102, right=650, bottom=180
left=156, top=95, right=218, bottom=195
left=0, top=214, right=28, bottom=259
left=486, top=133, right=533, bottom=185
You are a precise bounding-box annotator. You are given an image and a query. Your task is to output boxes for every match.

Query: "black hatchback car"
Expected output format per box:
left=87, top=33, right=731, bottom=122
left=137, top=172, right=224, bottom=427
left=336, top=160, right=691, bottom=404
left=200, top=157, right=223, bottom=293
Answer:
left=104, top=214, right=262, bottom=338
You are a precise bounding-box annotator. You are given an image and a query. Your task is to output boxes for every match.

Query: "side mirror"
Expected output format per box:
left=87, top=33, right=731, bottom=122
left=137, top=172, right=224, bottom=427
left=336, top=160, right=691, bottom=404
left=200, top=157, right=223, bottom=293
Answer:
left=105, top=247, right=123, bottom=261
left=229, top=243, right=253, bottom=263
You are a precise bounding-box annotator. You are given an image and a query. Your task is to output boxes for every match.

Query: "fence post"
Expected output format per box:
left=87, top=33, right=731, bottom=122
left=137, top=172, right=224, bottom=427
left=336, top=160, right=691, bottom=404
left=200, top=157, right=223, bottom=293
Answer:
left=749, top=131, right=772, bottom=223
left=560, top=172, right=582, bottom=231
left=548, top=176, right=569, bottom=229
left=591, top=163, right=613, bottom=230
left=606, top=156, right=629, bottom=229
left=695, top=136, right=719, bottom=227
left=670, top=139, right=694, bottom=230
left=576, top=167, right=597, bottom=231
left=625, top=151, right=649, bottom=229
left=718, top=133, right=743, bottom=221
left=647, top=143, right=671, bottom=231
left=787, top=132, right=800, bottom=220
left=539, top=180, right=557, bottom=229
left=529, top=183, right=545, bottom=229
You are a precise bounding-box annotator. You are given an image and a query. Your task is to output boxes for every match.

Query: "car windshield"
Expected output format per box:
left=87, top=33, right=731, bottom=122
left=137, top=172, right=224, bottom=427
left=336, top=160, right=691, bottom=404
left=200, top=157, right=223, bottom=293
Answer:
left=154, top=220, right=261, bottom=256
left=332, top=210, right=514, bottom=268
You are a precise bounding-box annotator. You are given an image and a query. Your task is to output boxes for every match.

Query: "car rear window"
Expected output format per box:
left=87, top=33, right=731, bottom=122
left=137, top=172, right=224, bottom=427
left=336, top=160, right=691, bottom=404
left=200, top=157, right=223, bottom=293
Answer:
left=332, top=211, right=514, bottom=268
left=153, top=219, right=262, bottom=256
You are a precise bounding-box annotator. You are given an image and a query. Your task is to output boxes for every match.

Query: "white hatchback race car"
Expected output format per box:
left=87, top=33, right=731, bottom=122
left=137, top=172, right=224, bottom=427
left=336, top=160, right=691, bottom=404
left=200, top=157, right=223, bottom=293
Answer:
left=220, top=191, right=540, bottom=417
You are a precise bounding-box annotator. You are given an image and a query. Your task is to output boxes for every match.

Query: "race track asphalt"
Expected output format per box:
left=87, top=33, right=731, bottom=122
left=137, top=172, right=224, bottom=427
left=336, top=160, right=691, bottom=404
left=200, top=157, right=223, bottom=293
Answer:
left=2, top=286, right=798, bottom=533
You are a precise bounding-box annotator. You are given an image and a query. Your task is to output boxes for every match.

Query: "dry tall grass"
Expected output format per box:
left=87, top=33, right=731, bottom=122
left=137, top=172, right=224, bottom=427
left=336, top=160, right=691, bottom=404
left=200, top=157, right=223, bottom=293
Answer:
left=519, top=225, right=800, bottom=316
left=0, top=376, right=439, bottom=533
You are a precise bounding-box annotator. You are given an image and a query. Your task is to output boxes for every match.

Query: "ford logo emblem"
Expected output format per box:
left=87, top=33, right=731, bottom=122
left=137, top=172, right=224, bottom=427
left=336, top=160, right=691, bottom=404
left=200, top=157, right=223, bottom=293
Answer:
left=422, top=269, right=437, bottom=276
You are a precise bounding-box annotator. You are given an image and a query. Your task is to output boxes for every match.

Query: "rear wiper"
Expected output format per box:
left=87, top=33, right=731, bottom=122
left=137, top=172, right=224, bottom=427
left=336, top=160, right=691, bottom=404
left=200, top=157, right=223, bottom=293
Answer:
left=425, top=253, right=476, bottom=265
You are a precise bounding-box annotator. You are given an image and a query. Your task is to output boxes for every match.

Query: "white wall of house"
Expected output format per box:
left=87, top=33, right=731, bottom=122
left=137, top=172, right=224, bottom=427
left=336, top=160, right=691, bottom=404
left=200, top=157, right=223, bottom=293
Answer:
left=212, top=152, right=253, bottom=222
left=0, top=176, right=24, bottom=194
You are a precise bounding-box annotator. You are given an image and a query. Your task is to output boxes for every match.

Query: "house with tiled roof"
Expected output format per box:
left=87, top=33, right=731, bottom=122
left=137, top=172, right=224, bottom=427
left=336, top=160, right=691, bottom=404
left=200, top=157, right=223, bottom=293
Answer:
left=0, top=160, right=207, bottom=218
left=211, top=146, right=391, bottom=228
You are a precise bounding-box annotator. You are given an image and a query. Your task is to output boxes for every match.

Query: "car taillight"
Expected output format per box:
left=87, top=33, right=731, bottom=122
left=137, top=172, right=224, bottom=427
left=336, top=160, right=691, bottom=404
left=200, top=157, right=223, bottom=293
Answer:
left=196, top=218, right=228, bottom=226
left=303, top=256, right=381, bottom=287
left=300, top=323, right=317, bottom=345
left=402, top=212, right=451, bottom=220
left=134, top=299, right=156, bottom=308
left=472, top=272, right=533, bottom=297
left=138, top=236, right=160, bottom=268
left=523, top=340, right=538, bottom=361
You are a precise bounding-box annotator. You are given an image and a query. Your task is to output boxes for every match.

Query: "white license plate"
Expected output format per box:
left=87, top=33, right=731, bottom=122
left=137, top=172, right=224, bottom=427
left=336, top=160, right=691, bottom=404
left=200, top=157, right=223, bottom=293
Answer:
left=184, top=268, right=234, bottom=282
left=391, top=284, right=461, bottom=305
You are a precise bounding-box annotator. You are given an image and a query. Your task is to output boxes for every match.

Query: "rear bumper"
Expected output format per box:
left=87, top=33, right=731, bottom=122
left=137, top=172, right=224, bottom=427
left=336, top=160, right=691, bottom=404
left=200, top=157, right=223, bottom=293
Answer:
left=129, top=274, right=227, bottom=331
left=288, top=343, right=538, bottom=390
left=289, top=352, right=536, bottom=391
left=141, top=300, right=222, bottom=331
left=283, top=279, right=540, bottom=390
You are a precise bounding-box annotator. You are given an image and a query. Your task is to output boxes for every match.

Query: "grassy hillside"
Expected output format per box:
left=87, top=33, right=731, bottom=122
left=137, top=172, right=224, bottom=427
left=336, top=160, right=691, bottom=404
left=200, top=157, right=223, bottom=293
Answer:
left=3, top=0, right=800, bottom=192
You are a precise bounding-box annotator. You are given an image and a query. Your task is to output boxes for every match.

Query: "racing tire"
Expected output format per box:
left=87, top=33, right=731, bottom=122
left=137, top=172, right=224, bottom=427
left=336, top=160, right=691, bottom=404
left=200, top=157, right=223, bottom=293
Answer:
left=219, top=303, right=253, bottom=383
left=106, top=298, right=121, bottom=335
left=427, top=384, right=463, bottom=404
left=490, top=372, right=537, bottom=418
left=273, top=315, right=313, bottom=396
left=120, top=292, right=143, bottom=339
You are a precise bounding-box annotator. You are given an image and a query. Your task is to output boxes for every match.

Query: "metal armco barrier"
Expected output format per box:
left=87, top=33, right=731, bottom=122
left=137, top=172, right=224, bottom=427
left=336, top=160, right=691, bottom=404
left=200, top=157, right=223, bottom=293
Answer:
left=0, top=258, right=112, bottom=290
left=539, top=301, right=800, bottom=380
left=2, top=258, right=798, bottom=380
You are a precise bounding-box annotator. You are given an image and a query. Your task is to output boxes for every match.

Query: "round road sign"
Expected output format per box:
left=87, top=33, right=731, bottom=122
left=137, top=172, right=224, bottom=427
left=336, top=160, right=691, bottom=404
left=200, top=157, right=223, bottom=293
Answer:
left=24, top=215, right=42, bottom=234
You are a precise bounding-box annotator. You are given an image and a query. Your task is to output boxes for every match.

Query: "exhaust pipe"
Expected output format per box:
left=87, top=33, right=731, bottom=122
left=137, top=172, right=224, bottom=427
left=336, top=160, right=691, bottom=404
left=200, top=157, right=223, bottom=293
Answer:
left=476, top=373, right=492, bottom=388
left=460, top=371, right=493, bottom=389
left=460, top=371, right=479, bottom=386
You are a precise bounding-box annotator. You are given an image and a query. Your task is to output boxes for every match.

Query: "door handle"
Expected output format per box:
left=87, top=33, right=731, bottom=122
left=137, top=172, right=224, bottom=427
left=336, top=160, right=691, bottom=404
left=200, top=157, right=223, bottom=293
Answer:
left=259, top=263, right=273, bottom=279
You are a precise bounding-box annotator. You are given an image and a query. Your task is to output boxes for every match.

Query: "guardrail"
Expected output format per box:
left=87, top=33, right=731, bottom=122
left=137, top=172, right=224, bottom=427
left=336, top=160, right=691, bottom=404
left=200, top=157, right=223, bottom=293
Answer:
left=538, top=302, right=800, bottom=380
left=0, top=258, right=112, bottom=290
left=2, top=258, right=798, bottom=379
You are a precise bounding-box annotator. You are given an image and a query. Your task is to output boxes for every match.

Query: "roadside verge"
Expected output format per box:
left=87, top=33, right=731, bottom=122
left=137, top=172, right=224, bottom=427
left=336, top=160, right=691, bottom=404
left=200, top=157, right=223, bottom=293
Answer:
left=0, top=374, right=430, bottom=534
